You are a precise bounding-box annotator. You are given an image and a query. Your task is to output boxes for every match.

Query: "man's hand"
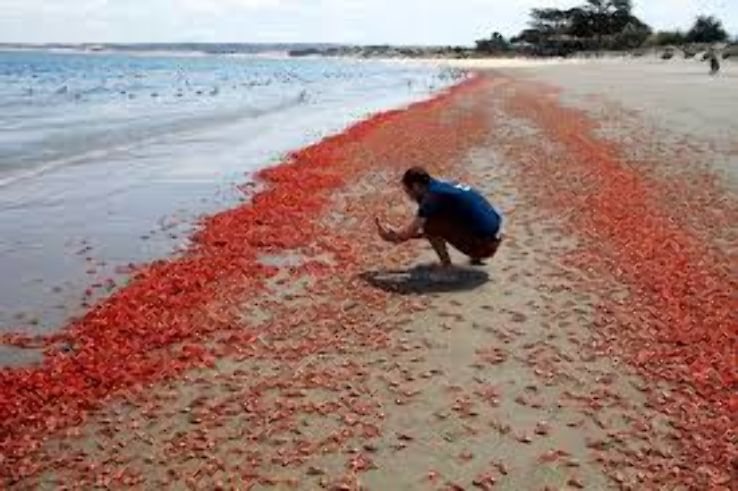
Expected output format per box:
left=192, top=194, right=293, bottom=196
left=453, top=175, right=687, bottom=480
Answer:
left=376, top=217, right=427, bottom=244
left=375, top=218, right=400, bottom=243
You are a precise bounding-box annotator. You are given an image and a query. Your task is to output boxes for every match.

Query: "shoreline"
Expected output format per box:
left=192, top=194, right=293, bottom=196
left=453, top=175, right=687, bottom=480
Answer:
left=0, top=52, right=457, bottom=348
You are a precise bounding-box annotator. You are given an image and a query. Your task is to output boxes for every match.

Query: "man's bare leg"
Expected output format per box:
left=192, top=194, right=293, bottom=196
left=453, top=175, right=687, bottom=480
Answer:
left=427, top=236, right=452, bottom=267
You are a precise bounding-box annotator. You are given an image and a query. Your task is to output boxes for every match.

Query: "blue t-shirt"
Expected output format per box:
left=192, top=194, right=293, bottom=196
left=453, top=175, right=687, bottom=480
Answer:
left=418, top=179, right=502, bottom=238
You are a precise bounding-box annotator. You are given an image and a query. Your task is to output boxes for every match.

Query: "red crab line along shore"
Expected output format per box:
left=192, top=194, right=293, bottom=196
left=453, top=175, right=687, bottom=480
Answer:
left=0, top=74, right=490, bottom=483
left=505, top=80, right=737, bottom=486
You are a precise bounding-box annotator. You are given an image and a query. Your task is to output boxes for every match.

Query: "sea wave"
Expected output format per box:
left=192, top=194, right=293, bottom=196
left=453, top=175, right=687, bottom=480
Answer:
left=0, top=92, right=310, bottom=189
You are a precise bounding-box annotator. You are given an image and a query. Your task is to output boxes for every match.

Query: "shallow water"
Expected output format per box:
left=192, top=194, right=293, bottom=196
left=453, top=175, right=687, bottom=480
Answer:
left=0, top=50, right=460, bottom=359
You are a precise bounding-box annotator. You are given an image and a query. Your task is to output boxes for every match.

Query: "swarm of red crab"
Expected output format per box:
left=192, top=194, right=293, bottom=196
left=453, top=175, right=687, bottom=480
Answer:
left=0, top=76, right=488, bottom=484
left=505, top=81, right=737, bottom=488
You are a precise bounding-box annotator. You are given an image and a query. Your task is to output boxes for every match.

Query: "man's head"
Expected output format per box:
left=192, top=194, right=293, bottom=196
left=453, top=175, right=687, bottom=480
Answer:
left=402, top=167, right=432, bottom=203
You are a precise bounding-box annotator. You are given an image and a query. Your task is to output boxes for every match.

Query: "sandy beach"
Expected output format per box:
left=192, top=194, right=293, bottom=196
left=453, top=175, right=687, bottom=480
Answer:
left=1, top=59, right=736, bottom=489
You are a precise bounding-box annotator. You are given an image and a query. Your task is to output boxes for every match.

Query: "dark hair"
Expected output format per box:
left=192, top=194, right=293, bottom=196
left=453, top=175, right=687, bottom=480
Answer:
left=402, top=167, right=431, bottom=188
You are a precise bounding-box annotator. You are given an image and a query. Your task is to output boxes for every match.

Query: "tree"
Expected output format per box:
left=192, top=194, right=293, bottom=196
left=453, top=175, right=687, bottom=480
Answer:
left=686, top=16, right=728, bottom=43
left=475, top=32, right=510, bottom=53
left=514, top=0, right=650, bottom=53
left=583, top=0, right=634, bottom=39
left=610, top=0, right=632, bottom=12
left=613, top=20, right=652, bottom=49
left=530, top=8, right=572, bottom=33
left=585, top=0, right=612, bottom=42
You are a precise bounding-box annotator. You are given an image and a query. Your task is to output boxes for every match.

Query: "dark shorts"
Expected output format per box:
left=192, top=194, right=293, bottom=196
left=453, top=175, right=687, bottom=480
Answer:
left=424, top=216, right=502, bottom=259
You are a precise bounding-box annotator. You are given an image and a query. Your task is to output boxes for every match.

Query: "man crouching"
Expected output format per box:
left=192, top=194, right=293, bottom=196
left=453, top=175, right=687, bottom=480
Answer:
left=376, top=167, right=503, bottom=267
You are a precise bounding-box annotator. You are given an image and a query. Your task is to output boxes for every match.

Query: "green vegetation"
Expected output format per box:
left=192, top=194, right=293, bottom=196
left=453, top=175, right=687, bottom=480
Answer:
left=686, top=16, right=729, bottom=43
left=475, top=32, right=511, bottom=53
left=508, top=0, right=651, bottom=55
left=644, top=18, right=728, bottom=48
left=644, top=30, right=687, bottom=47
left=474, top=1, right=733, bottom=56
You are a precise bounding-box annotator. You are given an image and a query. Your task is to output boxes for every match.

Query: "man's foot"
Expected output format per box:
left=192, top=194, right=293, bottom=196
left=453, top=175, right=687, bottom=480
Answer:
left=427, top=236, right=452, bottom=269
left=470, top=258, right=486, bottom=266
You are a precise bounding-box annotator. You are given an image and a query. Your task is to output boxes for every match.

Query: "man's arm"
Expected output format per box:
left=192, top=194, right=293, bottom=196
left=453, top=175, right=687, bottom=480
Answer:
left=376, top=217, right=426, bottom=244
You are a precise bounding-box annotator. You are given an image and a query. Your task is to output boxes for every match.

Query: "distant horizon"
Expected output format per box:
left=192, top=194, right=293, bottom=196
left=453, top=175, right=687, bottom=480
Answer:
left=0, top=35, right=734, bottom=51
left=2, top=42, right=462, bottom=48
left=2, top=42, right=469, bottom=53
left=1, top=1, right=736, bottom=46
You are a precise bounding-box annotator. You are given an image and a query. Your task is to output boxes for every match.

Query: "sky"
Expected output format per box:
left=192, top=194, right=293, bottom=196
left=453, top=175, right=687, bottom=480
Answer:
left=0, top=0, right=736, bottom=45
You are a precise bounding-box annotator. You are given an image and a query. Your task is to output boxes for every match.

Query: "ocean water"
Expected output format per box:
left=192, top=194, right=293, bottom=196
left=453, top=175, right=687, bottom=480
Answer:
left=0, top=50, right=461, bottom=363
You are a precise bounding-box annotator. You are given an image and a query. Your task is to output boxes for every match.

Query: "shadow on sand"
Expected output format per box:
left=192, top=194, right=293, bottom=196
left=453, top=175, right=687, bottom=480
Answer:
left=359, top=264, right=489, bottom=295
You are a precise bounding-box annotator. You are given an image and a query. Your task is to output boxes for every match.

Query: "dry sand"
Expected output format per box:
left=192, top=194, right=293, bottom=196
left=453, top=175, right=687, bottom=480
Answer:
left=7, top=60, right=736, bottom=489
left=490, top=58, right=738, bottom=184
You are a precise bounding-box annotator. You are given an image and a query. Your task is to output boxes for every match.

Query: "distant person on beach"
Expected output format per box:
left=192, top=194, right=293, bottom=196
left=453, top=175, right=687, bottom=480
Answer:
left=708, top=50, right=720, bottom=75
left=376, top=167, right=503, bottom=267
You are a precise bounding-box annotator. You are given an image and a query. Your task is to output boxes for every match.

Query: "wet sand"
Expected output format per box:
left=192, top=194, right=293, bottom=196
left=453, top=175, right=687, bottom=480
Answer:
left=1, top=62, right=736, bottom=489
